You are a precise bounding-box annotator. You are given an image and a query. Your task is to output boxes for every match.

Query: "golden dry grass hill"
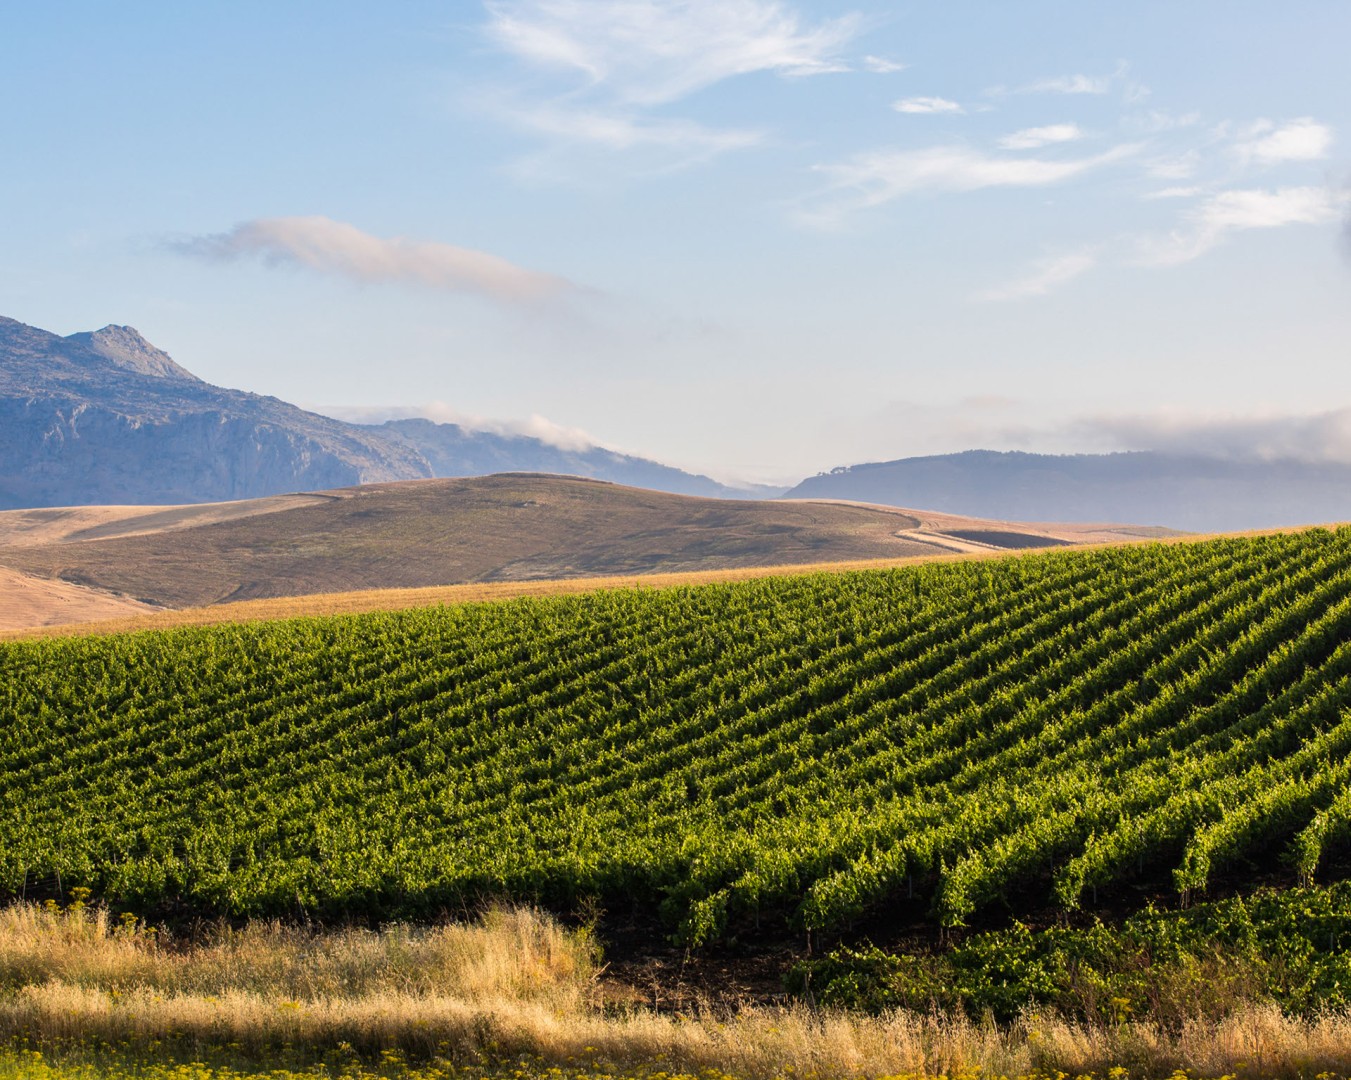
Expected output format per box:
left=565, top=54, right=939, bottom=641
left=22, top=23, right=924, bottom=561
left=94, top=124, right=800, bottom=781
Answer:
left=0, top=474, right=1175, bottom=633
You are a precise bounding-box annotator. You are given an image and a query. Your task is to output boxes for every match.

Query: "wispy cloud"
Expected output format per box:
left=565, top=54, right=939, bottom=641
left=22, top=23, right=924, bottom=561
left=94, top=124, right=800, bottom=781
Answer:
left=1233, top=117, right=1333, bottom=166
left=997, top=123, right=1083, bottom=150
left=893, top=96, right=964, bottom=115
left=976, top=251, right=1097, bottom=301
left=510, top=103, right=761, bottom=155
left=1124, top=109, right=1201, bottom=134
left=1018, top=72, right=1112, bottom=96
left=481, top=0, right=860, bottom=173
left=862, top=55, right=906, bottom=74
left=1139, top=186, right=1343, bottom=265
left=1144, top=149, right=1201, bottom=180
left=805, top=142, right=1139, bottom=221
left=321, top=402, right=605, bottom=451
left=177, top=216, right=576, bottom=303
left=838, top=399, right=1351, bottom=467
left=486, top=0, right=859, bottom=106
left=1076, top=407, right=1351, bottom=465
left=993, top=61, right=1136, bottom=100
left=1144, top=185, right=1204, bottom=199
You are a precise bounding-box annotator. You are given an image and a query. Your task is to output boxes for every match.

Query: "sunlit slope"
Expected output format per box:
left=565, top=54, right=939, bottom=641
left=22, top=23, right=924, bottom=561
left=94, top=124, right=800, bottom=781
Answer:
left=0, top=475, right=937, bottom=610
left=3, top=529, right=1351, bottom=942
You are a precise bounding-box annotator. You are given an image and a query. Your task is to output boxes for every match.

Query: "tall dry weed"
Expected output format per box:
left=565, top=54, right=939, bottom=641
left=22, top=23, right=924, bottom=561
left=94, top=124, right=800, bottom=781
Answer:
left=0, top=901, right=591, bottom=1006
left=4, top=902, right=1351, bottom=1078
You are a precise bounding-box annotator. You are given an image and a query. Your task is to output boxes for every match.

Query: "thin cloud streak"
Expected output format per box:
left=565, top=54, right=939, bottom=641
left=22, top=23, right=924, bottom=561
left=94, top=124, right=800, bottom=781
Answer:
left=863, top=55, right=906, bottom=74
left=1138, top=186, right=1343, bottom=265
left=1073, top=407, right=1351, bottom=465
left=976, top=251, right=1097, bottom=301
left=485, top=0, right=859, bottom=106
left=1018, top=72, right=1112, bottom=95
left=893, top=96, right=963, bottom=115
left=510, top=103, right=762, bottom=153
left=997, top=123, right=1083, bottom=150
left=178, top=216, right=577, bottom=303
left=805, top=142, right=1140, bottom=220
left=317, top=408, right=602, bottom=454
left=482, top=0, right=858, bottom=174
left=857, top=402, right=1351, bottom=467
left=324, top=402, right=606, bottom=452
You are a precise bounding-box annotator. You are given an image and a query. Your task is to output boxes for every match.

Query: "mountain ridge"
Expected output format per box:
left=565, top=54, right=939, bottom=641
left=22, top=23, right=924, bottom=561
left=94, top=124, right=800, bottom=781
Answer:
left=0, top=316, right=752, bottom=509
left=787, top=448, right=1351, bottom=532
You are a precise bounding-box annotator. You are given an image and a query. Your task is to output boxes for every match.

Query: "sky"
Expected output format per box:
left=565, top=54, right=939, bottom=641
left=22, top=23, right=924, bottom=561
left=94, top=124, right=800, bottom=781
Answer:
left=3, top=1, right=1350, bottom=485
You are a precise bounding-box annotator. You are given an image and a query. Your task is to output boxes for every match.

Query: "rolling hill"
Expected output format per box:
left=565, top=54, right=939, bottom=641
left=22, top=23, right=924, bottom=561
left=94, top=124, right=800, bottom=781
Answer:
left=0, top=475, right=1169, bottom=631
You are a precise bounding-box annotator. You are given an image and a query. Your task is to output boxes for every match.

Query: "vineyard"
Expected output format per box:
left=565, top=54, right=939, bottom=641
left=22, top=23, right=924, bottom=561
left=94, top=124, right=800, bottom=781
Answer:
left=4, top=528, right=1351, bottom=944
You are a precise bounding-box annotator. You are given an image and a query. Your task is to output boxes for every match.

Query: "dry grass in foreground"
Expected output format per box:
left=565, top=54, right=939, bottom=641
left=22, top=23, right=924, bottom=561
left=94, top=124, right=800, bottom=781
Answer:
left=4, top=902, right=1351, bottom=1079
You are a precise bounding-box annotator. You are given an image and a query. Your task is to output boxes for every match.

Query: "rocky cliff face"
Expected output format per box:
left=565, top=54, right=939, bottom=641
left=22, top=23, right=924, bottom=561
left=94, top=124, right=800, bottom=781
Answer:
left=0, top=398, right=397, bottom=506
left=0, top=317, right=430, bottom=509
left=0, top=316, right=750, bottom=509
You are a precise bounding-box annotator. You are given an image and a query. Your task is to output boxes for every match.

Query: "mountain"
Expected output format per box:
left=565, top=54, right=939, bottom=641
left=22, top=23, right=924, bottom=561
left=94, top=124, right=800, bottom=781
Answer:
left=0, top=316, right=429, bottom=508
left=0, top=316, right=750, bottom=509
left=785, top=449, right=1351, bottom=532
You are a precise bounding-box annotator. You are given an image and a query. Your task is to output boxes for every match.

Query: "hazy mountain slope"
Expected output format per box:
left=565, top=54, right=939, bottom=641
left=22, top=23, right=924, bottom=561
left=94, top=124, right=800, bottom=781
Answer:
left=371, top=417, right=770, bottom=499
left=0, top=316, right=755, bottom=508
left=786, top=450, right=1351, bottom=532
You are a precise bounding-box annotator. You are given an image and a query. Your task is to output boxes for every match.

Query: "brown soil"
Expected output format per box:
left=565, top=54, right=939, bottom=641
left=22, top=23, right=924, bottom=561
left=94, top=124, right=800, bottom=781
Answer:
left=0, top=474, right=1142, bottom=635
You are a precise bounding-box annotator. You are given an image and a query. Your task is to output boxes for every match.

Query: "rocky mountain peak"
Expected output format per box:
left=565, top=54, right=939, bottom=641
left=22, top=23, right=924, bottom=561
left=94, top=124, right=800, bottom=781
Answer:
left=64, top=324, right=201, bottom=381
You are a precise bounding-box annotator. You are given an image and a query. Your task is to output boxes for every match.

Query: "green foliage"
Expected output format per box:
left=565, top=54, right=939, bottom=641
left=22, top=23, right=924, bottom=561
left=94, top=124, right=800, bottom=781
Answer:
left=4, top=530, right=1351, bottom=944
left=790, top=883, right=1351, bottom=1023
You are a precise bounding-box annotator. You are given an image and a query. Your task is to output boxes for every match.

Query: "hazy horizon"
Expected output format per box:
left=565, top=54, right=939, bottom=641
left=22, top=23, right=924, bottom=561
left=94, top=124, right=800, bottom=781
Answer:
left=4, top=2, right=1349, bottom=486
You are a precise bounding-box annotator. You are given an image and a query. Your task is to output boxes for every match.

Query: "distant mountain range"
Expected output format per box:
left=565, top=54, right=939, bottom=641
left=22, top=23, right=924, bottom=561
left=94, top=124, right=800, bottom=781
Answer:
left=0, top=316, right=761, bottom=509
left=786, top=450, right=1351, bottom=533
left=7, top=315, right=1351, bottom=531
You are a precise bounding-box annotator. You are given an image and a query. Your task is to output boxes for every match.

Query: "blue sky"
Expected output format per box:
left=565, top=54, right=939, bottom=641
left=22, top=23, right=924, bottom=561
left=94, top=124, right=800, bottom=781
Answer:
left=3, top=2, right=1349, bottom=484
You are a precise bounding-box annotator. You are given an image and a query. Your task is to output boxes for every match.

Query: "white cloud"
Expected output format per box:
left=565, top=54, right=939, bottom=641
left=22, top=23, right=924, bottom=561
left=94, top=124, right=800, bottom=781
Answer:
left=485, top=0, right=859, bottom=106
left=178, top=216, right=576, bottom=303
left=863, top=55, right=906, bottom=74
left=1145, top=149, right=1201, bottom=180
left=831, top=399, right=1351, bottom=467
left=321, top=402, right=605, bottom=451
left=511, top=103, right=761, bottom=154
left=482, top=1, right=858, bottom=173
left=997, top=123, right=1083, bottom=150
left=1139, top=186, right=1343, bottom=265
left=976, top=251, right=1097, bottom=301
left=1144, top=185, right=1204, bottom=199
left=1020, top=72, right=1112, bottom=96
left=1234, top=117, right=1333, bottom=166
left=1201, top=186, right=1340, bottom=229
left=808, top=142, right=1139, bottom=219
left=1124, top=109, right=1201, bottom=134
left=1078, top=407, right=1351, bottom=465
left=893, top=96, right=964, bottom=115
left=1008, top=61, right=1132, bottom=98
